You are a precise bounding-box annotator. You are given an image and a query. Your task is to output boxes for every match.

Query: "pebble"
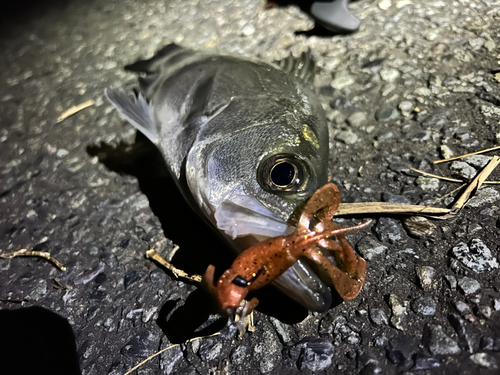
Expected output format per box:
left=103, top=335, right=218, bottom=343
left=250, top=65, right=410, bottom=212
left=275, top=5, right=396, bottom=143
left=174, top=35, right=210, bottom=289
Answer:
left=469, top=353, right=498, bottom=369
left=454, top=301, right=472, bottom=315
left=385, top=335, right=418, bottom=369
left=375, top=217, right=403, bottom=244
left=380, top=68, right=400, bottom=83
left=389, top=294, right=407, bottom=331
left=398, top=100, right=414, bottom=113
left=415, top=266, right=436, bottom=291
left=329, top=95, right=352, bottom=111
left=123, top=270, right=147, bottom=289
left=412, top=354, right=440, bottom=371
left=346, top=111, right=368, bottom=128
left=411, top=130, right=431, bottom=142
left=198, top=339, right=223, bottom=362
left=467, top=187, right=500, bottom=208
left=440, top=145, right=454, bottom=159
left=450, top=161, right=477, bottom=180
left=330, top=75, right=355, bottom=90
left=375, top=104, right=399, bottom=122
left=287, top=337, right=334, bottom=372
left=356, top=236, right=388, bottom=261
left=335, top=129, right=358, bottom=144
left=369, top=307, right=389, bottom=326
left=415, top=87, right=432, bottom=96
left=403, top=216, right=437, bottom=238
left=451, top=239, right=499, bottom=273
left=412, top=296, right=437, bottom=316
left=448, top=313, right=474, bottom=353
left=480, top=337, right=500, bottom=351
left=457, top=277, right=481, bottom=295
left=444, top=275, right=457, bottom=291
left=463, top=155, right=492, bottom=168
left=416, top=176, right=440, bottom=191
left=423, top=324, right=461, bottom=356
left=484, top=40, right=496, bottom=51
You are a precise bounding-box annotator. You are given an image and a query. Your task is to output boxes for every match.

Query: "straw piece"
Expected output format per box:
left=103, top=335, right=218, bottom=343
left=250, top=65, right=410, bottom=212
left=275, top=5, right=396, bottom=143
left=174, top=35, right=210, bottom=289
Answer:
left=409, top=167, right=463, bottom=183
left=56, top=99, right=95, bottom=123
left=433, top=145, right=500, bottom=164
left=336, top=202, right=449, bottom=216
left=124, top=332, right=220, bottom=375
left=146, top=249, right=202, bottom=282
left=0, top=249, right=66, bottom=271
left=450, top=155, right=500, bottom=214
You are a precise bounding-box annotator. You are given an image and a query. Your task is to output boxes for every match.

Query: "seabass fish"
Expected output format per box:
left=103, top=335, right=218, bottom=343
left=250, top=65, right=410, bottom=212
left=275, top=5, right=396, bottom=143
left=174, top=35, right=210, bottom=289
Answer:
left=106, top=44, right=333, bottom=311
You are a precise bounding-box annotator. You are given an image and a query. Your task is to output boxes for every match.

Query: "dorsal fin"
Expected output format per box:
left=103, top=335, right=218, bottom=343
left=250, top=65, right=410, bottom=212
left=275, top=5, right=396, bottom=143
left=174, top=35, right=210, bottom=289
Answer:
left=275, top=49, right=316, bottom=85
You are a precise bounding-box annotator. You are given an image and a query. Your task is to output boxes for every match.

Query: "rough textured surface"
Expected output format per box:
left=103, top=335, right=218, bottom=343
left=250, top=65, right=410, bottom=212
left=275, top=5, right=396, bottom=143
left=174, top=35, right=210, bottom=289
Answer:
left=1, top=0, right=500, bottom=373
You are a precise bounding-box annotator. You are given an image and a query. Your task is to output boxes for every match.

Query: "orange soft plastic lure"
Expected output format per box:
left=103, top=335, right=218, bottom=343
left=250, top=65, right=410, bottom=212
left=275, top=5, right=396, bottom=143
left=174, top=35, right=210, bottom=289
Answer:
left=201, top=183, right=371, bottom=316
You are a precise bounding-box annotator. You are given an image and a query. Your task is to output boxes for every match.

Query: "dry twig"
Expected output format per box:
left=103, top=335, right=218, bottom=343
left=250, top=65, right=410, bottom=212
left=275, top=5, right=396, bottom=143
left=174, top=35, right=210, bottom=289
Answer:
left=146, top=249, right=202, bottom=282
left=433, top=145, right=500, bottom=164
left=124, top=332, right=221, bottom=375
left=0, top=249, right=66, bottom=271
left=336, top=202, right=450, bottom=216
left=450, top=155, right=500, bottom=213
left=56, top=99, right=95, bottom=123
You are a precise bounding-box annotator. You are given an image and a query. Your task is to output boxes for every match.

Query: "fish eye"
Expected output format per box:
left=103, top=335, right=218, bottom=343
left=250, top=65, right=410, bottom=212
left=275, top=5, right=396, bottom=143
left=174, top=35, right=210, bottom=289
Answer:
left=258, top=154, right=309, bottom=193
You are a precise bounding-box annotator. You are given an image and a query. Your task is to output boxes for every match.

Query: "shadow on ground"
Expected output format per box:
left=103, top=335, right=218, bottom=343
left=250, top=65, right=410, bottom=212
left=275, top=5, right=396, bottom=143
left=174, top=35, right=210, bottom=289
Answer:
left=0, top=306, right=81, bottom=375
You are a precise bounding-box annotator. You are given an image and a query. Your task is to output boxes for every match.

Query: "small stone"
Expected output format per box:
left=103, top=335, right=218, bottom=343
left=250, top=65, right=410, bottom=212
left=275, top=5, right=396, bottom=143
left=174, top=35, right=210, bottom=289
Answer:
left=412, top=297, right=437, bottom=316
left=469, top=353, right=498, bottom=369
left=469, top=37, right=485, bottom=50
left=463, top=155, right=492, bottom=168
left=198, top=339, right=223, bottom=362
left=380, top=68, right=400, bottom=83
left=451, top=239, right=498, bottom=273
left=448, top=313, right=474, bottom=353
left=124, top=270, right=147, bottom=289
left=411, top=130, right=431, bottom=142
left=287, top=337, right=335, bottom=372
left=454, top=301, right=472, bottom=315
left=375, top=217, right=403, bottom=244
left=467, top=187, right=500, bottom=208
left=375, top=104, right=399, bottom=122
left=385, top=335, right=418, bottom=369
left=415, top=266, right=436, bottom=291
left=423, top=324, right=461, bottom=356
left=242, top=24, right=255, bottom=36
left=369, top=308, right=389, bottom=326
left=476, top=306, right=493, bottom=319
left=398, top=101, right=414, bottom=113
left=56, top=149, right=69, bottom=158
left=457, top=277, right=481, bottom=295
left=416, top=176, right=440, bottom=191
left=450, top=161, right=477, bottom=180
left=444, top=275, right=457, bottom=290
left=403, top=216, right=437, bottom=238
left=480, top=337, right=500, bottom=351
left=440, top=145, right=454, bottom=159
left=389, top=294, right=407, bottom=331
left=412, top=354, right=440, bottom=371
left=415, top=87, right=432, bottom=96
left=329, top=95, right=352, bottom=111
left=330, top=75, right=355, bottom=90
left=378, top=0, right=391, bottom=10
left=484, top=40, right=496, bottom=52
left=335, top=129, right=358, bottom=144
left=356, top=236, right=388, bottom=261
left=494, top=298, right=500, bottom=311
left=346, top=112, right=368, bottom=128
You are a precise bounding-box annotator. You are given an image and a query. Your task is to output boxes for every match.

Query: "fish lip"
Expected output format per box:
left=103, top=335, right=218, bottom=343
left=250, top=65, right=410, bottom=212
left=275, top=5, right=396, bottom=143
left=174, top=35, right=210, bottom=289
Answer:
left=214, top=192, right=332, bottom=312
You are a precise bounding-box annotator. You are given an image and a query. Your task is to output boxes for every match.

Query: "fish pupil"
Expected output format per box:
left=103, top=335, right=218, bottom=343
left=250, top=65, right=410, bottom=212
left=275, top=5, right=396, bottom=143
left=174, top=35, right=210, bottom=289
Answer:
left=270, top=162, right=296, bottom=187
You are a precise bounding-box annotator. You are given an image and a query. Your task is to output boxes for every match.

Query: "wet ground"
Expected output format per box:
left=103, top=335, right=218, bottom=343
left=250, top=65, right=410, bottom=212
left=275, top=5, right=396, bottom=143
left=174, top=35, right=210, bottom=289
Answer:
left=1, top=0, right=500, bottom=373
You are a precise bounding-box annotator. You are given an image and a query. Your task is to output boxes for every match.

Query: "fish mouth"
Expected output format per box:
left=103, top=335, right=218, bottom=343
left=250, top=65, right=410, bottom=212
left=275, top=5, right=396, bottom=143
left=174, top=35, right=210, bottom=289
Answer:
left=214, top=192, right=332, bottom=312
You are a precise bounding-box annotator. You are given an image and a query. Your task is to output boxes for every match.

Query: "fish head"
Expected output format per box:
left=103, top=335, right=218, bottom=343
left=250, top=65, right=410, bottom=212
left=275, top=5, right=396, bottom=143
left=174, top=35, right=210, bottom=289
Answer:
left=186, top=105, right=334, bottom=311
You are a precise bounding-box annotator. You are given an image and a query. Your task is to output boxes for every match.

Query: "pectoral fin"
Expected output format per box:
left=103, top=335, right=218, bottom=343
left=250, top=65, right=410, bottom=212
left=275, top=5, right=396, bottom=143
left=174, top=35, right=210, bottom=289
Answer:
left=105, top=88, right=158, bottom=144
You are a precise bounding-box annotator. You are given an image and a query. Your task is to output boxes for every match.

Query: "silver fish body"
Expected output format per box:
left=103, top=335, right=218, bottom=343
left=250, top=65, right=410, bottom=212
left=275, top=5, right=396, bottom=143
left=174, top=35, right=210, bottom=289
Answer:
left=106, top=44, right=333, bottom=311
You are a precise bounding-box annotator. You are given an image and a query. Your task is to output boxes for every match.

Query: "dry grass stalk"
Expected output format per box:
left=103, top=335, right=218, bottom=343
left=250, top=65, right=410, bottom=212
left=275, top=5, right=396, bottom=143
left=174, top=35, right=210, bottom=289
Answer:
left=0, top=249, right=66, bottom=271
left=146, top=249, right=202, bottom=282
left=450, top=155, right=500, bottom=213
left=56, top=99, right=95, bottom=123
left=433, top=145, right=500, bottom=164
left=336, top=202, right=450, bottom=216
left=124, top=332, right=221, bottom=375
